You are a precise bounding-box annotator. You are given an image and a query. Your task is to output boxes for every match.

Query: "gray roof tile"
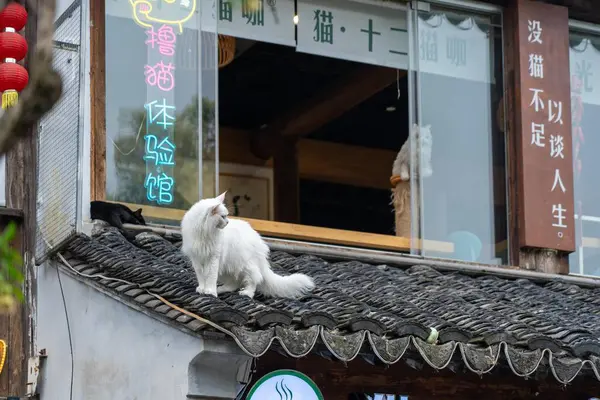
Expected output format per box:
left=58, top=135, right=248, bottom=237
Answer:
left=57, top=228, right=600, bottom=384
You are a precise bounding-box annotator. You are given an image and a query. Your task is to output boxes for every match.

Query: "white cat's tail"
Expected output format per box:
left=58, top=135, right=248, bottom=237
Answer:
left=258, top=266, right=315, bottom=299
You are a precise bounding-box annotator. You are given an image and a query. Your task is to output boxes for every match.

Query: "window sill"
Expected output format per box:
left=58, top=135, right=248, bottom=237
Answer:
left=114, top=201, right=454, bottom=253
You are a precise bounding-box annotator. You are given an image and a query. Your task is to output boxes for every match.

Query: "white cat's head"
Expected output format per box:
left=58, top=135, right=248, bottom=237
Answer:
left=411, top=123, right=432, bottom=146
left=210, top=192, right=230, bottom=229
left=187, top=191, right=230, bottom=231
left=419, top=124, right=432, bottom=147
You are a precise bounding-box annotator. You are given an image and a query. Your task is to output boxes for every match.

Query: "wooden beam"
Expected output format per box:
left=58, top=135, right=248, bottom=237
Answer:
left=273, top=137, right=300, bottom=223
left=241, top=217, right=453, bottom=253
left=259, top=66, right=399, bottom=144
left=221, top=127, right=507, bottom=203
left=221, top=126, right=395, bottom=190
left=90, top=0, right=106, bottom=200
left=115, top=202, right=454, bottom=253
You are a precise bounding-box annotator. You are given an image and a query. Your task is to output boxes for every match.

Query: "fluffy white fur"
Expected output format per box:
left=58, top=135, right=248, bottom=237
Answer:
left=181, top=192, right=315, bottom=299
left=392, top=123, right=433, bottom=181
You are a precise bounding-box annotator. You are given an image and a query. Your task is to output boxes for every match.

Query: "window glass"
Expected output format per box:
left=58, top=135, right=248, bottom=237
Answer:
left=568, top=31, right=600, bottom=275
left=104, top=1, right=213, bottom=222
left=412, top=7, right=507, bottom=264
left=97, top=0, right=507, bottom=264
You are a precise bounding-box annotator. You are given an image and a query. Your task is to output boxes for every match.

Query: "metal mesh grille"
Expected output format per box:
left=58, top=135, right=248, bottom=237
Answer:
left=35, top=1, right=82, bottom=262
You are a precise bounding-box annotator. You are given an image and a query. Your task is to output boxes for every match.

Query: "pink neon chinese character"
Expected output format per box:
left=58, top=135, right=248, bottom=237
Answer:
left=145, top=61, right=176, bottom=92
left=145, top=24, right=176, bottom=56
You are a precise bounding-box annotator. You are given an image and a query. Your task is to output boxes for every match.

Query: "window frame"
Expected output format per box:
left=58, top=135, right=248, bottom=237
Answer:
left=567, top=19, right=600, bottom=277
left=87, top=0, right=512, bottom=262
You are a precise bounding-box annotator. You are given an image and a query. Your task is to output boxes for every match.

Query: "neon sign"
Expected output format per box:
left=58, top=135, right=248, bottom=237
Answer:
left=130, top=0, right=197, bottom=33
left=129, top=0, right=186, bottom=206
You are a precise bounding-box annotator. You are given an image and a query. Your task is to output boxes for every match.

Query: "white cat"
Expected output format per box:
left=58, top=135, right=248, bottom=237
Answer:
left=180, top=192, right=315, bottom=299
left=392, top=123, right=433, bottom=181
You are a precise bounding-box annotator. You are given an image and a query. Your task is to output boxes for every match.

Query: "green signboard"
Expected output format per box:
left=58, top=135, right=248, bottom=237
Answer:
left=247, top=369, right=324, bottom=400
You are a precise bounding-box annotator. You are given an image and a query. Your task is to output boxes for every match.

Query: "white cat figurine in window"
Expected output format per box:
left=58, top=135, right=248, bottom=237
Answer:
left=392, top=123, right=433, bottom=181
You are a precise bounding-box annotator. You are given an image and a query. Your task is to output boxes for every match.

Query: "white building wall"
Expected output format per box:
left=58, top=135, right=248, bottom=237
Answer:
left=36, top=260, right=250, bottom=399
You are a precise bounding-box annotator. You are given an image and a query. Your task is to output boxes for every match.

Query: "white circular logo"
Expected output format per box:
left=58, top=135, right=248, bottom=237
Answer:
left=247, top=369, right=323, bottom=400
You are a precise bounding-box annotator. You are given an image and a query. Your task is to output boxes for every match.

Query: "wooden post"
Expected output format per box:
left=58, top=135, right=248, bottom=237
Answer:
left=0, top=210, right=24, bottom=397
left=1, top=1, right=40, bottom=395
left=90, top=0, right=106, bottom=201
left=503, top=0, right=573, bottom=273
left=273, top=136, right=300, bottom=223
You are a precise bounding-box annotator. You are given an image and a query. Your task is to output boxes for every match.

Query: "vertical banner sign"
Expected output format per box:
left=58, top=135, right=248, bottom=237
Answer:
left=129, top=0, right=198, bottom=206
left=515, top=0, right=574, bottom=251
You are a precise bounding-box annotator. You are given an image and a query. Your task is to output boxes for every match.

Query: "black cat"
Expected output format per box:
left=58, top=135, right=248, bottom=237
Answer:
left=90, top=201, right=149, bottom=240
left=91, top=201, right=146, bottom=228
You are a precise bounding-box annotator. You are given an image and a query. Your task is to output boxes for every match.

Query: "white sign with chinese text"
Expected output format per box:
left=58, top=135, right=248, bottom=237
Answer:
left=214, top=0, right=296, bottom=47
left=296, top=0, right=409, bottom=70
left=297, top=0, right=491, bottom=83
left=418, top=14, right=491, bottom=83
left=570, top=39, right=600, bottom=106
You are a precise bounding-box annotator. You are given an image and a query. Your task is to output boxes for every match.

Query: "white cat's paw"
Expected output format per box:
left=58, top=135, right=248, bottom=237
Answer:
left=400, top=171, right=410, bottom=181
left=196, top=286, right=218, bottom=297
left=238, top=289, right=255, bottom=298
left=217, top=285, right=236, bottom=294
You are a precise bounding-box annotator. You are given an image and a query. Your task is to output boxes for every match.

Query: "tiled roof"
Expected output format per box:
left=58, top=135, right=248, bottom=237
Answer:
left=57, top=227, right=600, bottom=384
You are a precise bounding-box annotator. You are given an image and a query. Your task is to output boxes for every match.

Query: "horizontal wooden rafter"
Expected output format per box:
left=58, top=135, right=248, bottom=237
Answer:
left=220, top=126, right=507, bottom=206
left=114, top=201, right=454, bottom=253
left=267, top=65, right=401, bottom=138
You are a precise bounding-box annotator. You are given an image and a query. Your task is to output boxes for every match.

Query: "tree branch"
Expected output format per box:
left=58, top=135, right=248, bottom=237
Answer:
left=0, top=0, right=62, bottom=155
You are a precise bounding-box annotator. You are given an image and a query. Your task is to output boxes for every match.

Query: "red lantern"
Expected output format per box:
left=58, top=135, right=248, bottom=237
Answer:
left=0, top=32, right=27, bottom=60
left=0, top=3, right=27, bottom=108
left=0, top=63, right=28, bottom=91
left=0, top=3, right=27, bottom=32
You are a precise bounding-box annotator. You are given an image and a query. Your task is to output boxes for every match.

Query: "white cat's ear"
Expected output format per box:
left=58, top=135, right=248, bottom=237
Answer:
left=215, top=191, right=227, bottom=203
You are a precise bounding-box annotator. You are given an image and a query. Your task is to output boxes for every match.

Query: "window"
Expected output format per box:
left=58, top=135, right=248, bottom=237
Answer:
left=91, top=0, right=507, bottom=265
left=568, top=28, right=600, bottom=276
left=97, top=0, right=216, bottom=221
left=412, top=6, right=506, bottom=264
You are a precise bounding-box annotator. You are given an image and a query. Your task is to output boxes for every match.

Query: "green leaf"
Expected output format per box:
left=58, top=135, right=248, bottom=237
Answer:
left=11, top=286, right=24, bottom=302
left=7, top=265, right=23, bottom=283
left=2, top=222, right=16, bottom=242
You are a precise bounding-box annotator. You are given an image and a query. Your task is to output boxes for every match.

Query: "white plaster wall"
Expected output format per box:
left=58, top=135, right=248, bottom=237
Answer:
left=37, top=260, right=203, bottom=400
